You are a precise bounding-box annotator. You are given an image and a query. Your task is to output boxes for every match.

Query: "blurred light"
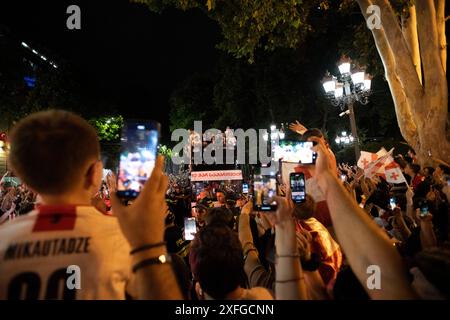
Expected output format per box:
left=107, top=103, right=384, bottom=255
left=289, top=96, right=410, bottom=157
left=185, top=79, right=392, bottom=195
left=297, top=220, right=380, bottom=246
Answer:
left=342, top=131, right=347, bottom=136
left=137, top=125, right=145, bottom=130
left=363, top=79, right=372, bottom=90
left=279, top=131, right=285, bottom=140
left=270, top=125, right=276, bottom=132
left=21, top=42, right=29, bottom=48
left=32, top=49, right=38, bottom=55
left=351, top=71, right=365, bottom=85
left=338, top=62, right=351, bottom=74
left=263, top=132, right=268, bottom=141
left=40, top=55, right=47, bottom=61
left=322, top=80, right=336, bottom=93
left=334, top=86, right=343, bottom=98
left=335, top=137, right=340, bottom=144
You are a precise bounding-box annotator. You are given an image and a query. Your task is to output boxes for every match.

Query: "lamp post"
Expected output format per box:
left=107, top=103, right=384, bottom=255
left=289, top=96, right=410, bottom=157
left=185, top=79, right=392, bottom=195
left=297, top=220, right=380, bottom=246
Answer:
left=322, top=58, right=372, bottom=161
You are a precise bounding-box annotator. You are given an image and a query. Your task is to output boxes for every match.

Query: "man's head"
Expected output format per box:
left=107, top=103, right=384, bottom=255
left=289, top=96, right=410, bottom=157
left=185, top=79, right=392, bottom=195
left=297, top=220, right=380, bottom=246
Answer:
left=216, top=191, right=226, bottom=204
left=435, top=164, right=450, bottom=178
left=9, top=110, right=102, bottom=199
left=302, top=128, right=326, bottom=145
left=423, top=166, right=435, bottom=178
left=204, top=207, right=234, bottom=229
left=405, top=163, right=421, bottom=177
left=189, top=224, right=245, bottom=299
left=293, top=194, right=316, bottom=220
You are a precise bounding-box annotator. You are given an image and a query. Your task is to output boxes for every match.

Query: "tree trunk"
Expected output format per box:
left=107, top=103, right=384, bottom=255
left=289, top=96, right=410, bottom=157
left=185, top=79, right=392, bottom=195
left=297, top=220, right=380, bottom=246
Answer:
left=357, top=0, right=450, bottom=166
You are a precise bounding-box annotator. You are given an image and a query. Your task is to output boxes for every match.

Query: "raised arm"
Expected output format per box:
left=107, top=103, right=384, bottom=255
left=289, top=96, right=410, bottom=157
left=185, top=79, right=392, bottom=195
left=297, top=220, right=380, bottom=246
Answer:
left=271, top=195, right=308, bottom=300
left=310, top=138, right=416, bottom=299
left=112, top=156, right=182, bottom=300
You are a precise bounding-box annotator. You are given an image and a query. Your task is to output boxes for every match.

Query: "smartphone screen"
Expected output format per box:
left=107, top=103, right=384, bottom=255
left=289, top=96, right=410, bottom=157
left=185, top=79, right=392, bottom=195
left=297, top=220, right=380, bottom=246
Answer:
left=420, top=205, right=429, bottom=217
left=273, top=141, right=317, bottom=164
left=117, top=120, right=160, bottom=199
left=253, top=174, right=277, bottom=211
left=184, top=217, right=197, bottom=241
left=389, top=197, right=396, bottom=210
left=242, top=183, right=249, bottom=194
left=290, top=172, right=306, bottom=203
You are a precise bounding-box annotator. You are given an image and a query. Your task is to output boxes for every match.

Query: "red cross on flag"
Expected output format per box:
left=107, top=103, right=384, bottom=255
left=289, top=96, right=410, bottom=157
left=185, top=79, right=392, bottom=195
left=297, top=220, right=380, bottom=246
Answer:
left=385, top=160, right=407, bottom=184
left=357, top=151, right=378, bottom=169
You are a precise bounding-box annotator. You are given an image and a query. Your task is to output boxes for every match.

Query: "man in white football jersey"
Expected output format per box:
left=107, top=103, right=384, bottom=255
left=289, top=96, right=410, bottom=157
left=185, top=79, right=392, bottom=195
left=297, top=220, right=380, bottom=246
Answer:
left=0, top=110, right=136, bottom=299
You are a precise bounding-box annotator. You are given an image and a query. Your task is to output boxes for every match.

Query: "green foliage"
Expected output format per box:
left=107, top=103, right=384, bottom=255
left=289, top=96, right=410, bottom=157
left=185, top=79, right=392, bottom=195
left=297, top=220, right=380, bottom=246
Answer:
left=89, top=115, right=124, bottom=142
left=135, top=0, right=331, bottom=63
left=158, top=144, right=173, bottom=158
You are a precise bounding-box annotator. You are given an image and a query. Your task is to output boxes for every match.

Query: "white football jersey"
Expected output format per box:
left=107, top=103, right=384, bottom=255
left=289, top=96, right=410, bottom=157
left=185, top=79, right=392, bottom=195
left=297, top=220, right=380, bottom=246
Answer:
left=0, top=205, right=135, bottom=300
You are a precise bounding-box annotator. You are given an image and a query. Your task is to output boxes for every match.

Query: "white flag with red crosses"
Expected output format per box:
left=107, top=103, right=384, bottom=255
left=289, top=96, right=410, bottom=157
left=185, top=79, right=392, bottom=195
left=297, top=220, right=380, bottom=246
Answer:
left=384, top=159, right=407, bottom=184
left=358, top=148, right=407, bottom=184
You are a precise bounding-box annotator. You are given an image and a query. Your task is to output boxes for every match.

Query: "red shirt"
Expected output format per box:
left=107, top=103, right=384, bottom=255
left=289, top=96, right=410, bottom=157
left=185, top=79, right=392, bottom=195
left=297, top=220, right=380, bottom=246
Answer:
left=411, top=174, right=425, bottom=191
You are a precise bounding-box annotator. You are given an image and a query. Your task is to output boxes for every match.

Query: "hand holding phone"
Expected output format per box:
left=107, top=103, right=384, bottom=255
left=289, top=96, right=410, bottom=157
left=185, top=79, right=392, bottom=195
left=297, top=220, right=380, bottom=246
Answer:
left=419, top=204, right=429, bottom=218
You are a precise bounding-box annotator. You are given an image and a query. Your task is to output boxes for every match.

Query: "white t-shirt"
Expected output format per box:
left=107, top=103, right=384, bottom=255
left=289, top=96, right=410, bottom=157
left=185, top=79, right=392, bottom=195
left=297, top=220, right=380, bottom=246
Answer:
left=0, top=205, right=135, bottom=300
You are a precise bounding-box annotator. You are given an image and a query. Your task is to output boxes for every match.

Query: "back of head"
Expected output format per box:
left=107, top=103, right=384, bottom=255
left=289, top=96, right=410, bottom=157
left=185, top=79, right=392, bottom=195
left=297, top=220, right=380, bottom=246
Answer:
left=414, top=248, right=450, bottom=299
left=302, top=128, right=324, bottom=141
left=189, top=224, right=245, bottom=299
left=438, top=164, right=450, bottom=175
left=205, top=207, right=235, bottom=228
left=9, top=110, right=100, bottom=195
left=408, top=163, right=421, bottom=175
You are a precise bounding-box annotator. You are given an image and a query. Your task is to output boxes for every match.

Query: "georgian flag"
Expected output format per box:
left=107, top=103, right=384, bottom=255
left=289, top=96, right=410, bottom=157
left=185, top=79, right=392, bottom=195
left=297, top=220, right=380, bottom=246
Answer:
left=384, top=159, right=407, bottom=184
left=358, top=148, right=407, bottom=184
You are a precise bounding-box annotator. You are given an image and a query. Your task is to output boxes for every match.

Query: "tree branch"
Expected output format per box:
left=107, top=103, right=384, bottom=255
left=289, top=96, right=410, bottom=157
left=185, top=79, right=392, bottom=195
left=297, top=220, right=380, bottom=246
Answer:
left=371, top=0, right=423, bottom=100
left=356, top=0, right=418, bottom=145
left=401, top=6, right=422, bottom=84
left=416, top=0, right=446, bottom=94
left=435, top=0, right=447, bottom=73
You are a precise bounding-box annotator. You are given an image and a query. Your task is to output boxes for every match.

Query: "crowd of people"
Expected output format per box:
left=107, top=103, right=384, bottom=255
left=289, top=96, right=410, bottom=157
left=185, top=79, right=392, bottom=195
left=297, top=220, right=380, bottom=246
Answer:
left=0, top=109, right=449, bottom=300
left=0, top=175, right=36, bottom=223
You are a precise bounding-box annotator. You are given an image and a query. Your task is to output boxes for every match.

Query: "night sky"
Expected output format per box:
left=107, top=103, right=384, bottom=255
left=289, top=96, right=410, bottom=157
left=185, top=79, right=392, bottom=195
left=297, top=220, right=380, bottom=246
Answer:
left=0, top=0, right=221, bottom=136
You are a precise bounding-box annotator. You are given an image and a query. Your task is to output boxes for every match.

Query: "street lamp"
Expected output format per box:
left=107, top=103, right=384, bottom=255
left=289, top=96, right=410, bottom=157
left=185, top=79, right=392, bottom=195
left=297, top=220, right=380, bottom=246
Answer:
left=322, top=57, right=372, bottom=161
left=335, top=131, right=355, bottom=146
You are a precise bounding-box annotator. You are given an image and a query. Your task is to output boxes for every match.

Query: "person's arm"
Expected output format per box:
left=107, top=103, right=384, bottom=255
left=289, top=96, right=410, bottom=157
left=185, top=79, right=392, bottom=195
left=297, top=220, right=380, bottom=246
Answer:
left=271, top=196, right=308, bottom=300
left=405, top=187, right=417, bottom=225
left=238, top=203, right=273, bottom=289
left=111, top=156, right=182, bottom=300
left=392, top=208, right=412, bottom=240
left=310, top=138, right=416, bottom=299
left=416, top=210, right=437, bottom=249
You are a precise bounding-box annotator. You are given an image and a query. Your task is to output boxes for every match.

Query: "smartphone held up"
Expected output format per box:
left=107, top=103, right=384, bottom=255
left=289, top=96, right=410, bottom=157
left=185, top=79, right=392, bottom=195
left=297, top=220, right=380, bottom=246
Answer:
left=116, top=119, right=160, bottom=200
left=290, top=172, right=306, bottom=204
left=253, top=171, right=277, bottom=211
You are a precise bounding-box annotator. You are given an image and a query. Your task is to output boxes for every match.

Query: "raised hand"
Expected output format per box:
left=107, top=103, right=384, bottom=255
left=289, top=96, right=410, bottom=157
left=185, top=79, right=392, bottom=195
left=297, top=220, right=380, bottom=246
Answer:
left=289, top=120, right=308, bottom=135
left=111, top=155, right=169, bottom=248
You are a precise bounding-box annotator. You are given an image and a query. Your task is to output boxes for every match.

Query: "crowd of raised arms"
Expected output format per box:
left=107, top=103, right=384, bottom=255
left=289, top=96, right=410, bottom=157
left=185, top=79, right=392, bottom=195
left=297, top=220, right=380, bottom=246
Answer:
left=0, top=110, right=449, bottom=300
